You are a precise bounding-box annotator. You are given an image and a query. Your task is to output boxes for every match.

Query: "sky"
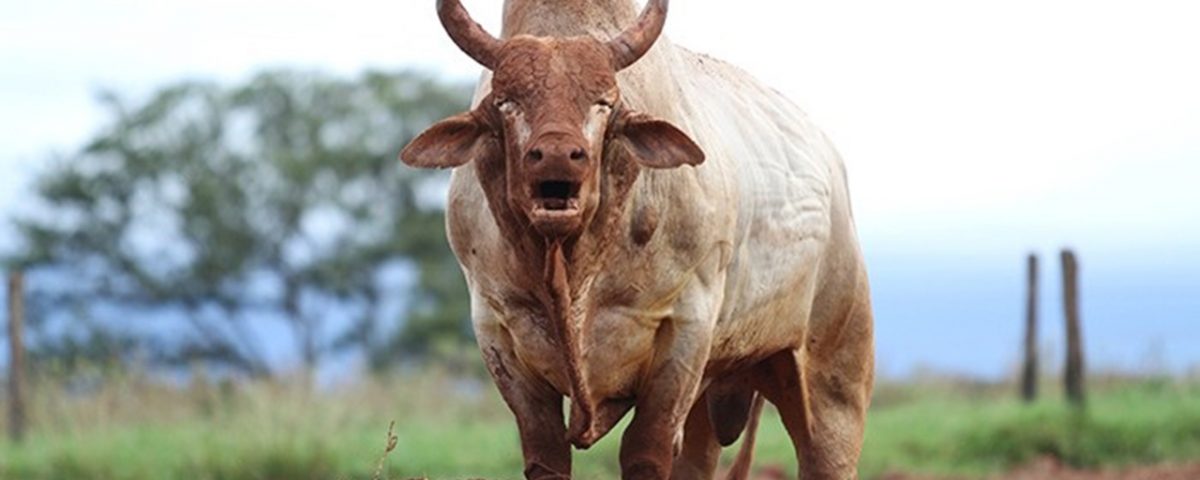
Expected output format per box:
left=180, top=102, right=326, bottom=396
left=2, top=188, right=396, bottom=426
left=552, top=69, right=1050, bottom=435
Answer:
left=2, top=0, right=1198, bottom=378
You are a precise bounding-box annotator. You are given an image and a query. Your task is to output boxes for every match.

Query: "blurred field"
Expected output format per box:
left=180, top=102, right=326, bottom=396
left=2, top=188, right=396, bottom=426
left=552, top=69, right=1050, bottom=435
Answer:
left=2, top=368, right=1199, bottom=480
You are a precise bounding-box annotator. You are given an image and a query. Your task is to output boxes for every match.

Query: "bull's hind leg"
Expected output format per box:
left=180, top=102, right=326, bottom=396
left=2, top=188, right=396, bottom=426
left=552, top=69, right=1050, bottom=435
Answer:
left=758, top=335, right=872, bottom=479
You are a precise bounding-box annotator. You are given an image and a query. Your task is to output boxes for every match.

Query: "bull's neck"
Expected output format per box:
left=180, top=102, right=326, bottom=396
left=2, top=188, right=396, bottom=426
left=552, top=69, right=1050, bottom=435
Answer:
left=501, top=0, right=639, bottom=39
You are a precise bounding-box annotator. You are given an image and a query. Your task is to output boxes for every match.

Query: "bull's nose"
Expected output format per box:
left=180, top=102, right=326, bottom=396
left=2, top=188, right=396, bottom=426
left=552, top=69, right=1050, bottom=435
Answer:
left=526, top=133, right=588, bottom=164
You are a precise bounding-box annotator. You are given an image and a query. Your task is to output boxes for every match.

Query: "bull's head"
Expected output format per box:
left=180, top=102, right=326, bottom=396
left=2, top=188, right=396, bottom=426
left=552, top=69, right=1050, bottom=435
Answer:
left=401, top=0, right=704, bottom=239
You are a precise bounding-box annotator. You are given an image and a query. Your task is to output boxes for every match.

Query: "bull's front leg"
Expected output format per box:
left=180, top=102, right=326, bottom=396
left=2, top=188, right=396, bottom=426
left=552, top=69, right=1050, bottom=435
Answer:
left=620, top=277, right=724, bottom=480
left=476, top=326, right=571, bottom=479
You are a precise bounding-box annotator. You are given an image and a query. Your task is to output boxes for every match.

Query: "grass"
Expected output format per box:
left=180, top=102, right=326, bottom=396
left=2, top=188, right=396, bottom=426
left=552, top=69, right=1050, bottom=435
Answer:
left=858, top=378, right=1200, bottom=477
left=1, top=370, right=1199, bottom=479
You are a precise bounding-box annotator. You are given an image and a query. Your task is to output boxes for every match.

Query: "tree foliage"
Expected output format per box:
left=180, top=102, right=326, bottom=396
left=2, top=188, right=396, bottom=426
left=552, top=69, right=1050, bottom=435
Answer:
left=7, top=69, right=474, bottom=375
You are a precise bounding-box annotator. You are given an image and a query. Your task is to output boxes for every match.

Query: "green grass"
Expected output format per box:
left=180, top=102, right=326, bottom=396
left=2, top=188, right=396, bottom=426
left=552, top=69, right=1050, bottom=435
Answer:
left=857, top=379, right=1200, bottom=478
left=2, top=373, right=1199, bottom=479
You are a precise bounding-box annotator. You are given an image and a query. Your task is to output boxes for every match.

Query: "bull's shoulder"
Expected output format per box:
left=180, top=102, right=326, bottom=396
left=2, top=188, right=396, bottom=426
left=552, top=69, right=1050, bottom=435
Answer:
left=445, top=166, right=490, bottom=264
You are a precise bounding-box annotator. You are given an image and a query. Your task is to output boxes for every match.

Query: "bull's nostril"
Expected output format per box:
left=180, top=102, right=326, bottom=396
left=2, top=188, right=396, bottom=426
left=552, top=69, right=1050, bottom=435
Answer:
left=570, top=149, right=586, bottom=161
left=528, top=149, right=543, bottom=162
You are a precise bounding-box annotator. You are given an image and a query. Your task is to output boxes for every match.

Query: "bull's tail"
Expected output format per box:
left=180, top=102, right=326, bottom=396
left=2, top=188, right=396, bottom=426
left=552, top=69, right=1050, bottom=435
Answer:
left=725, top=393, right=765, bottom=480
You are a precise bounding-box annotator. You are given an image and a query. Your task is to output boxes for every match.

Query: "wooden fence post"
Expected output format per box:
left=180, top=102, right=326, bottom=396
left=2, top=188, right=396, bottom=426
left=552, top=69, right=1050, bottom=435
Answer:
left=7, top=271, right=27, bottom=443
left=1021, top=253, right=1038, bottom=402
left=1061, top=249, right=1085, bottom=406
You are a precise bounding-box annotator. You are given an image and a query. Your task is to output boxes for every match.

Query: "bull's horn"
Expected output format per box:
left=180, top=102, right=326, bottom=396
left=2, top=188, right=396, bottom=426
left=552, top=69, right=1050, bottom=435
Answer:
left=437, top=0, right=502, bottom=70
left=608, top=0, right=669, bottom=70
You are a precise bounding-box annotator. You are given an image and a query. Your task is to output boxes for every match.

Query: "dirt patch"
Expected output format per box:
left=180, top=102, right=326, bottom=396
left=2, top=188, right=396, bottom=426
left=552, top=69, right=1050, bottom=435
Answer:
left=879, top=457, right=1200, bottom=480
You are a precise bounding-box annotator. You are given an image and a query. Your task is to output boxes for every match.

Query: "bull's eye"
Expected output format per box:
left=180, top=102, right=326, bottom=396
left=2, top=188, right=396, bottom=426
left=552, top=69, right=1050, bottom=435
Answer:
left=497, top=100, right=519, bottom=115
left=595, top=99, right=613, bottom=108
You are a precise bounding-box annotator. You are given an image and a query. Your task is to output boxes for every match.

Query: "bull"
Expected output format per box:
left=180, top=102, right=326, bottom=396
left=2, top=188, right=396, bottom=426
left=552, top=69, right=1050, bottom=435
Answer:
left=401, top=0, right=875, bottom=478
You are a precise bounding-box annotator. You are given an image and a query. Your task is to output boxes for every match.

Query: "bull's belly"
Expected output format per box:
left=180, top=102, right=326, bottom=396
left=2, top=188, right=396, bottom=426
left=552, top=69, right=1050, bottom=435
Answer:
left=705, top=302, right=811, bottom=377
left=705, top=255, right=823, bottom=376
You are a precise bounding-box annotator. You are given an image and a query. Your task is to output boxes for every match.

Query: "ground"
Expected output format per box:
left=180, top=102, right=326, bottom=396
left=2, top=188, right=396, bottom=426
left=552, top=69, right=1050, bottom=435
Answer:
left=881, top=457, right=1200, bottom=480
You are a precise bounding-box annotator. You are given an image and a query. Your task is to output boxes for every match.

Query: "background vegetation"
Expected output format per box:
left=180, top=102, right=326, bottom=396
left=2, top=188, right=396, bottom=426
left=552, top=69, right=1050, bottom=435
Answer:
left=6, top=69, right=474, bottom=379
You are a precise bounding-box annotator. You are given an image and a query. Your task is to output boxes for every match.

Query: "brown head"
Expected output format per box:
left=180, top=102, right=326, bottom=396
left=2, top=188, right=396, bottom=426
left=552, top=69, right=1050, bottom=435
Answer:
left=401, top=0, right=704, bottom=239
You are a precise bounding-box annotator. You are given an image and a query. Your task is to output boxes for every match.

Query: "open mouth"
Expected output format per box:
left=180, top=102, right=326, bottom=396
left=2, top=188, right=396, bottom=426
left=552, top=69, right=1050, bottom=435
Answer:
left=532, top=180, right=581, bottom=216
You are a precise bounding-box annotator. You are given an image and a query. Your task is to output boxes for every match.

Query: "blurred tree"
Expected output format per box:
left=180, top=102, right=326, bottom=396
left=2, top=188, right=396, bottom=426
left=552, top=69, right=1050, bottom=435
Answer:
left=6, top=69, right=474, bottom=377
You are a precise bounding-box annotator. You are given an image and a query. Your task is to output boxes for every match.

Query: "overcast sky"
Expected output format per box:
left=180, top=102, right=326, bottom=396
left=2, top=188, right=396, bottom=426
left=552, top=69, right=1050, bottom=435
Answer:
left=3, top=1, right=1199, bottom=376
left=4, top=0, right=1199, bottom=256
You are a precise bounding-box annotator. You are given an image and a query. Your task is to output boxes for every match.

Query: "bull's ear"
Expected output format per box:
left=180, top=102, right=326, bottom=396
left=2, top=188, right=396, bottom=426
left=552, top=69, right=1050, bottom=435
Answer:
left=613, top=113, right=705, bottom=169
left=400, top=111, right=495, bottom=169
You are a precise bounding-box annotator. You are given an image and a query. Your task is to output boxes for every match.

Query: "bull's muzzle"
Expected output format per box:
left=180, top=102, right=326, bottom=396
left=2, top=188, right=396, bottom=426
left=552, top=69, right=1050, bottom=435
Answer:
left=526, top=132, right=590, bottom=236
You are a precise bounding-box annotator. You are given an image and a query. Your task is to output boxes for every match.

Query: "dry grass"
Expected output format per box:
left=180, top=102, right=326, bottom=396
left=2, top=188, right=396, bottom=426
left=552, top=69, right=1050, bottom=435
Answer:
left=372, top=421, right=399, bottom=480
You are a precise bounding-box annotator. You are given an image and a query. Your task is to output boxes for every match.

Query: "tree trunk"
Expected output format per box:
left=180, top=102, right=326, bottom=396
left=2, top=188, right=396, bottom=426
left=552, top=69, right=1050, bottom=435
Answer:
left=7, top=271, right=27, bottom=443
left=283, top=279, right=315, bottom=390
left=1021, top=253, right=1038, bottom=402
left=1061, top=249, right=1085, bottom=406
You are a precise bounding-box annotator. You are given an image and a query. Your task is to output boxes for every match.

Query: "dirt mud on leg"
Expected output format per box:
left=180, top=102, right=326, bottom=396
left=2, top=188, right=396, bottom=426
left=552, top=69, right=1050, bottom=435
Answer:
left=479, top=340, right=571, bottom=479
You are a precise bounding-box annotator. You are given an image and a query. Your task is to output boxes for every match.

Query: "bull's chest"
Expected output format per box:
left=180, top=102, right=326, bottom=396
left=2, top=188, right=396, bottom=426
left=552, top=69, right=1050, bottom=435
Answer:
left=494, top=292, right=667, bottom=400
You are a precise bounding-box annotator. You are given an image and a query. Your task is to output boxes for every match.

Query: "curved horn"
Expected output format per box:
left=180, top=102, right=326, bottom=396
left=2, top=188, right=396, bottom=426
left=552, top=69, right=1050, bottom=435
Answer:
left=607, top=0, right=669, bottom=70
left=437, top=0, right=502, bottom=69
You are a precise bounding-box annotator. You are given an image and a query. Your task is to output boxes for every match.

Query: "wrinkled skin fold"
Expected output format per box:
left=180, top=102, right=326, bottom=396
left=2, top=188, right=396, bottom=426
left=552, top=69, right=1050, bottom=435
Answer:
left=401, top=1, right=875, bottom=479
